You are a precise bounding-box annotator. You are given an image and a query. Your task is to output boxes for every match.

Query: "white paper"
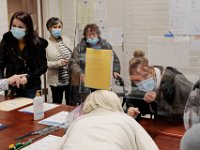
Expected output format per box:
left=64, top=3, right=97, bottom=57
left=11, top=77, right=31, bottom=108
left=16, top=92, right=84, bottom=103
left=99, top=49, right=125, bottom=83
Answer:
left=39, top=111, right=68, bottom=127
left=22, top=135, right=61, bottom=150
left=19, top=103, right=59, bottom=114
left=169, top=0, right=200, bottom=35
left=147, top=36, right=200, bottom=83
left=100, top=27, right=123, bottom=46
left=190, top=36, right=200, bottom=52
left=0, top=97, right=33, bottom=111
left=99, top=26, right=109, bottom=40
left=78, top=0, right=95, bottom=29
left=148, top=36, right=190, bottom=67
left=95, top=0, right=107, bottom=21
left=108, top=28, right=123, bottom=46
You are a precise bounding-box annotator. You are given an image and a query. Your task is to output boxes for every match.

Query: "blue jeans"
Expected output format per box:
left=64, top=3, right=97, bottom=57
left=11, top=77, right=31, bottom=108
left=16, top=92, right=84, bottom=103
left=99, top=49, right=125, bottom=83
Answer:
left=14, top=85, right=41, bottom=98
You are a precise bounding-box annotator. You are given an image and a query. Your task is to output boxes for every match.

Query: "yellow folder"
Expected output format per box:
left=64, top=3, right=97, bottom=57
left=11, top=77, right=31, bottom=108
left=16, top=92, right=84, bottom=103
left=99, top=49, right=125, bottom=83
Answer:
left=85, top=48, right=113, bottom=90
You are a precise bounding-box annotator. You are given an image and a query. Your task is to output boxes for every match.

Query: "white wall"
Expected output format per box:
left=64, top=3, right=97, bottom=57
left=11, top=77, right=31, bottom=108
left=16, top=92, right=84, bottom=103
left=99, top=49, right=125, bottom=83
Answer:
left=60, top=0, right=170, bottom=90
left=0, top=0, right=198, bottom=97
left=123, top=0, right=169, bottom=83
left=0, top=0, right=9, bottom=38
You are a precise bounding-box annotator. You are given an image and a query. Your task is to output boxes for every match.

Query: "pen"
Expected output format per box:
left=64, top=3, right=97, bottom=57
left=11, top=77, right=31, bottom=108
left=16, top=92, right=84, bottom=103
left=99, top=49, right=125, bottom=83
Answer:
left=16, top=126, right=51, bottom=140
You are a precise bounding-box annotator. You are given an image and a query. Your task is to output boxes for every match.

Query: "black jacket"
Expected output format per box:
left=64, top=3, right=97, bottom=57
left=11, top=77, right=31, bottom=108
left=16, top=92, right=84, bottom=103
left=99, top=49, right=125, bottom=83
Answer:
left=0, top=32, right=48, bottom=88
left=128, top=66, right=193, bottom=116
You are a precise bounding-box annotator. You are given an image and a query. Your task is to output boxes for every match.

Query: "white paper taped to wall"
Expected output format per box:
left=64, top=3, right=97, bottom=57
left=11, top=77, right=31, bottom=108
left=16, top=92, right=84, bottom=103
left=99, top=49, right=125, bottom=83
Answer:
left=148, top=36, right=190, bottom=67
left=169, top=0, right=200, bottom=35
left=148, top=36, right=200, bottom=83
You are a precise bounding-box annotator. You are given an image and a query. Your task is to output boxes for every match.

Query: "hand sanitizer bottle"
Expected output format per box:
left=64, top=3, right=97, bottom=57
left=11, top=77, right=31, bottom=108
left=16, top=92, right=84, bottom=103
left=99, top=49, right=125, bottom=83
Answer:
left=33, top=90, right=44, bottom=120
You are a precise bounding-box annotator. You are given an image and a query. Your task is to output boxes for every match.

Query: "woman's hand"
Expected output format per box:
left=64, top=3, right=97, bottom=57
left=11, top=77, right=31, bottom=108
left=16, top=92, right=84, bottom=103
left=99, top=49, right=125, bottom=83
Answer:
left=80, top=73, right=85, bottom=83
left=19, top=75, right=27, bottom=85
left=7, top=74, right=27, bottom=87
left=127, top=107, right=140, bottom=118
left=61, top=59, right=68, bottom=66
left=113, top=72, right=120, bottom=79
left=144, top=91, right=156, bottom=103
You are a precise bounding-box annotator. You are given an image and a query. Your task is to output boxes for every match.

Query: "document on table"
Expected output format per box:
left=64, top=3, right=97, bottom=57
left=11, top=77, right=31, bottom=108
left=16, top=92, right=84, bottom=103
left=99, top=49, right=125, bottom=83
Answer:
left=0, top=123, right=6, bottom=130
left=39, top=111, right=69, bottom=128
left=0, top=97, right=33, bottom=111
left=19, top=103, right=59, bottom=113
left=22, top=135, right=61, bottom=150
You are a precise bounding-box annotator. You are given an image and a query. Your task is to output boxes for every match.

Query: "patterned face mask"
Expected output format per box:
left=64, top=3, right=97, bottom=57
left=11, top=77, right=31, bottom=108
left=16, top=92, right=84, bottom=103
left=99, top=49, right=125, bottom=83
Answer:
left=136, top=77, right=156, bottom=92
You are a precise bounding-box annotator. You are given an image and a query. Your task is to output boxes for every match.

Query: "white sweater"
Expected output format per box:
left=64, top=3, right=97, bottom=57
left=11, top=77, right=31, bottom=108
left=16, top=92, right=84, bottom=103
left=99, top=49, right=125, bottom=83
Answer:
left=50, top=109, right=159, bottom=150
left=46, top=36, right=74, bottom=86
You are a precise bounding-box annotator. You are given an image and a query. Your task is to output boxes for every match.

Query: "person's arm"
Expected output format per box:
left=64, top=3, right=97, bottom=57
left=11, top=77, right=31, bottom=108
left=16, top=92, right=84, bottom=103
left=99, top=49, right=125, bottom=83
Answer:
left=47, top=59, right=65, bottom=68
left=26, top=40, right=48, bottom=82
left=70, top=46, right=81, bottom=75
left=0, top=74, right=27, bottom=91
left=101, top=39, right=121, bottom=78
left=69, top=46, right=82, bottom=86
left=113, top=51, right=121, bottom=76
left=46, top=46, right=64, bottom=68
left=127, top=107, right=140, bottom=118
left=46, top=40, right=68, bottom=69
left=0, top=79, right=8, bottom=91
left=0, top=38, right=6, bottom=79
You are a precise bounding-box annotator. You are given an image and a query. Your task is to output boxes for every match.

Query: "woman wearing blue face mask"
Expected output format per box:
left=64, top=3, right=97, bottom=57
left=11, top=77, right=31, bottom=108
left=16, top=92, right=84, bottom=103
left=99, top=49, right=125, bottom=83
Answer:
left=70, top=23, right=121, bottom=105
left=46, top=17, right=73, bottom=105
left=126, top=49, right=193, bottom=120
left=0, top=11, right=48, bottom=98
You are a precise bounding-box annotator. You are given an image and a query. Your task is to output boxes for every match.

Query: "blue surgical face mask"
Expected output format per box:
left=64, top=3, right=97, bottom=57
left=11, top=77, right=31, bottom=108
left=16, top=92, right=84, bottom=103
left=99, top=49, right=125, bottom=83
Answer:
left=51, top=28, right=62, bottom=39
left=10, top=26, right=26, bottom=40
left=86, top=38, right=99, bottom=45
left=136, top=77, right=156, bottom=92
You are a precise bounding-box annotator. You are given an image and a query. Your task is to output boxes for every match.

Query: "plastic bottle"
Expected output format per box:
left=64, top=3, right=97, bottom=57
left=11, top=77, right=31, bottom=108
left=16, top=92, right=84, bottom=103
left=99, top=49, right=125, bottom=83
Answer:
left=33, top=90, right=44, bottom=120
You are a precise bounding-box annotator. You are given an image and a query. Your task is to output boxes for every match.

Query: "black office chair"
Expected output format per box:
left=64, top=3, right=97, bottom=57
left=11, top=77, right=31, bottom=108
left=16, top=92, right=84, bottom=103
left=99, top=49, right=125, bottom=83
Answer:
left=123, top=95, right=157, bottom=120
left=114, top=77, right=157, bottom=120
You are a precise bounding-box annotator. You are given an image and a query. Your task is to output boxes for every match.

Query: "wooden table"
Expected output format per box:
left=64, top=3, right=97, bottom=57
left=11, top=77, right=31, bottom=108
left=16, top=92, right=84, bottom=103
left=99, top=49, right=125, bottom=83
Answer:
left=0, top=98, right=73, bottom=150
left=139, top=117, right=186, bottom=150
left=0, top=96, right=186, bottom=150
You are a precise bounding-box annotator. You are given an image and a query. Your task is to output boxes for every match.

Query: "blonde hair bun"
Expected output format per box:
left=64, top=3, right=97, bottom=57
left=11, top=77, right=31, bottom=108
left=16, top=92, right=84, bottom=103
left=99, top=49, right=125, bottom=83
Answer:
left=133, top=49, right=145, bottom=58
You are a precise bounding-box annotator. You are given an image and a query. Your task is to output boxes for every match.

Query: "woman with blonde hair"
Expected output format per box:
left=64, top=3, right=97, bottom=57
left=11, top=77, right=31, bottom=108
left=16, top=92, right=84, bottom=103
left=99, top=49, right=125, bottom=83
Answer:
left=127, top=49, right=193, bottom=119
left=50, top=90, right=158, bottom=150
left=129, top=49, right=148, bottom=66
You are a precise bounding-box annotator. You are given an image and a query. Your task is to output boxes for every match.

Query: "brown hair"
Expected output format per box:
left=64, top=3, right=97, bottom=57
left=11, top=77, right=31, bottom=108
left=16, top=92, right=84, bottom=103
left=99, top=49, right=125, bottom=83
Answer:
left=129, top=49, right=152, bottom=76
left=46, top=17, right=63, bottom=30
left=129, top=49, right=148, bottom=65
left=83, top=24, right=101, bottom=37
left=10, top=11, right=41, bottom=47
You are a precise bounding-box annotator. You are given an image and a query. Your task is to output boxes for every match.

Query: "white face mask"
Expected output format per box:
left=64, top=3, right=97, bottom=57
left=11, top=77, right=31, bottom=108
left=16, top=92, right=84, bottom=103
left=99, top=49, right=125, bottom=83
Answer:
left=136, top=77, right=156, bottom=92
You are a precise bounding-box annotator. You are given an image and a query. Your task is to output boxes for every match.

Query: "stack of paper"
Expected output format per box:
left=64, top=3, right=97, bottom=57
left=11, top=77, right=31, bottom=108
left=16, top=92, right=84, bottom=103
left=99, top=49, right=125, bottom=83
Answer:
left=22, top=135, right=61, bottom=150
left=39, top=111, right=69, bottom=128
left=0, top=123, right=6, bottom=130
left=0, top=97, right=33, bottom=111
left=19, top=103, right=59, bottom=113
